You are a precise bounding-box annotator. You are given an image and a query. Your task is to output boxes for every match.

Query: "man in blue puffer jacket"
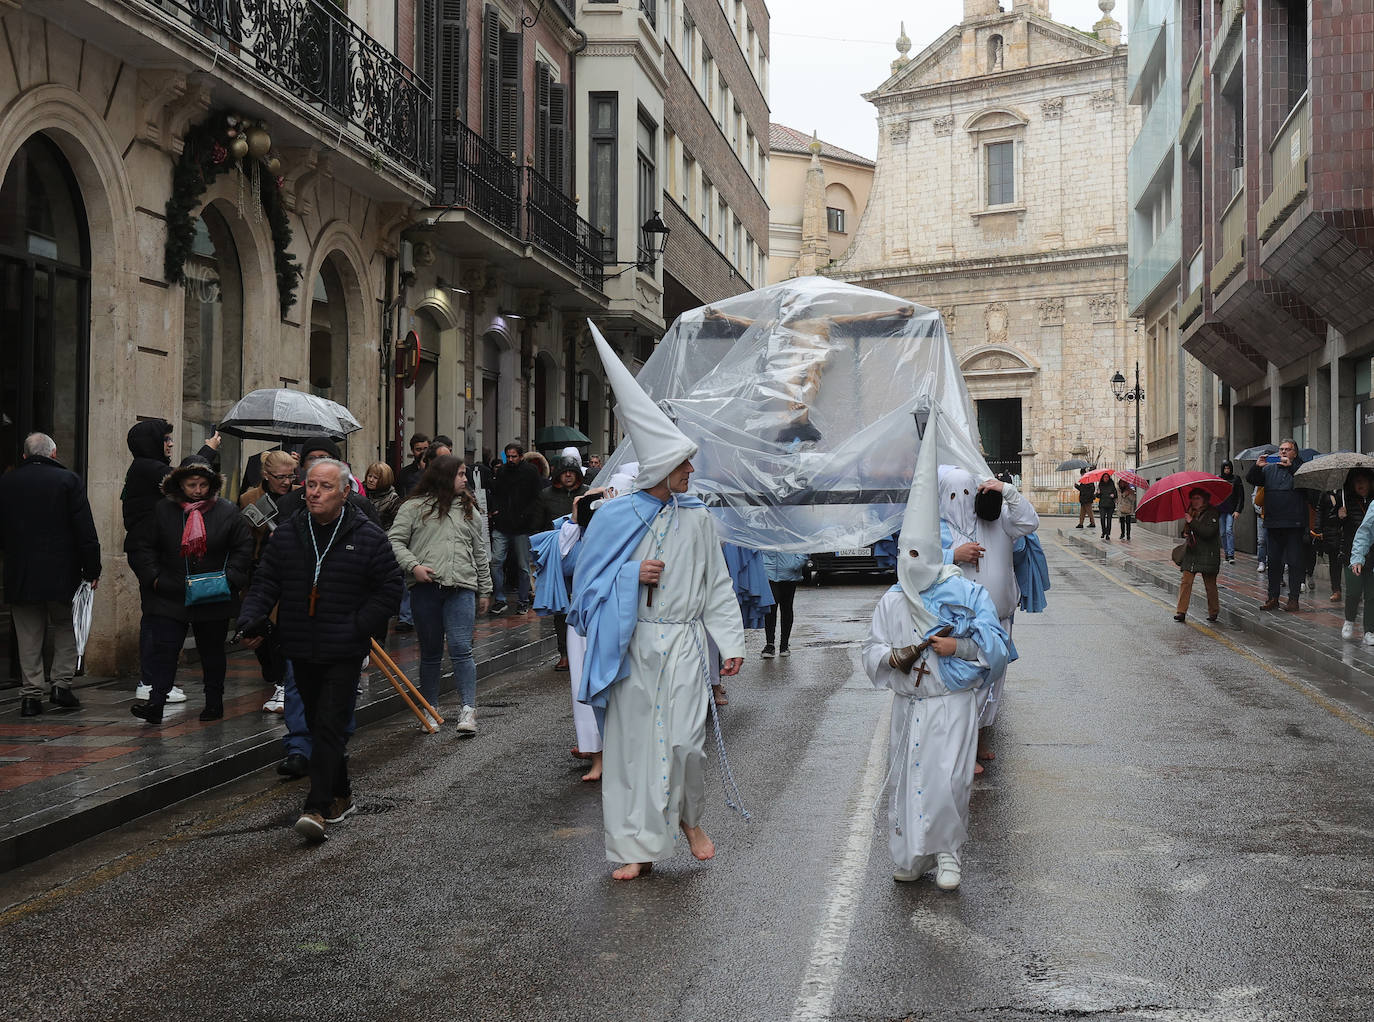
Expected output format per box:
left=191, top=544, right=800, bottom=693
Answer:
left=239, top=458, right=402, bottom=843
left=1246, top=438, right=1311, bottom=612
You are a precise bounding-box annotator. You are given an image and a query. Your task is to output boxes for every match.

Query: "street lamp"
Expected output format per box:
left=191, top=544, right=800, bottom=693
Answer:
left=606, top=212, right=672, bottom=278
left=1111, top=361, right=1145, bottom=471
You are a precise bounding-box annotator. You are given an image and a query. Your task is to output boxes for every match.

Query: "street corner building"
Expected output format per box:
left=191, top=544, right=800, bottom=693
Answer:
left=828, top=0, right=1138, bottom=511
left=0, top=0, right=770, bottom=677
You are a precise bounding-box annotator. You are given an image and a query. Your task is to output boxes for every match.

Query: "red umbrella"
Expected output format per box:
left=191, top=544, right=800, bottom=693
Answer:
left=1079, top=467, right=1148, bottom=489
left=1135, top=471, right=1233, bottom=523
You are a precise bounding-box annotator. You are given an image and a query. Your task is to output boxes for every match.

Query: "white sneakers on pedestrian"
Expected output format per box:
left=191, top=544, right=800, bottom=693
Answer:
left=455, top=705, right=477, bottom=735
left=1257, top=562, right=1266, bottom=573
left=1342, top=621, right=1356, bottom=641
left=934, top=852, right=962, bottom=891
left=134, top=684, right=187, bottom=703
left=1364, top=632, right=1374, bottom=647
left=263, top=685, right=285, bottom=713
left=417, top=709, right=440, bottom=732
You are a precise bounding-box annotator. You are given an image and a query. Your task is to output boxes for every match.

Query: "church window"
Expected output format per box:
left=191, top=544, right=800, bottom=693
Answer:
left=827, top=207, right=846, bottom=233
left=986, top=141, right=1015, bottom=205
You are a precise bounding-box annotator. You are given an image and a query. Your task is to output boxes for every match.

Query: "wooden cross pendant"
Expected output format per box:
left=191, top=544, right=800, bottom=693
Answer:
left=645, top=583, right=656, bottom=607
left=309, top=585, right=319, bottom=617
left=913, top=657, right=930, bottom=687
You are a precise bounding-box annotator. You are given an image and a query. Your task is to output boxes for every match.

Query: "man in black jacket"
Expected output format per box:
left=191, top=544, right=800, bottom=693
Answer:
left=1246, top=438, right=1310, bottom=611
left=1074, top=470, right=1096, bottom=529
left=239, top=458, right=402, bottom=841
left=0, top=434, right=101, bottom=716
left=488, top=442, right=542, bottom=615
left=396, top=433, right=429, bottom=496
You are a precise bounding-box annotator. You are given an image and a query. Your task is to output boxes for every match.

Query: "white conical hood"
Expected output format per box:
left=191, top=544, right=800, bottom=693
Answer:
left=897, top=405, right=961, bottom=631
left=589, top=322, right=697, bottom=490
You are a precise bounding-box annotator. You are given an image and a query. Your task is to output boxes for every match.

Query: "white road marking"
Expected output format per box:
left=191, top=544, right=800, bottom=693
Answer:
left=790, top=697, right=893, bottom=1022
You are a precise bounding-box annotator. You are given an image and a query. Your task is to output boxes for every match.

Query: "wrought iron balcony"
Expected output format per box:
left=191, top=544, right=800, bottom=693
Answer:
left=435, top=120, right=520, bottom=235
left=142, top=0, right=432, bottom=177
left=522, top=167, right=608, bottom=291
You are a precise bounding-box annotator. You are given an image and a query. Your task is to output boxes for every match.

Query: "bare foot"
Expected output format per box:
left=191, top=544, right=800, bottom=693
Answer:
left=681, top=822, right=716, bottom=861
left=712, top=684, right=728, bottom=706
left=571, top=746, right=593, bottom=761
left=977, top=749, right=995, bottom=762
left=612, top=861, right=652, bottom=881
left=974, top=761, right=985, bottom=776
left=581, top=751, right=603, bottom=782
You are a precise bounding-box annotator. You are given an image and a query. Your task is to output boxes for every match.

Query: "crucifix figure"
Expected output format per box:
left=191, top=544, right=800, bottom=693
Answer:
left=912, top=655, right=931, bottom=688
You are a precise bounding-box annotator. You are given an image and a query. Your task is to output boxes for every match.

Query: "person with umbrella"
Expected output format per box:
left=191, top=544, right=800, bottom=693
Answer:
left=1096, top=472, right=1116, bottom=541
left=1116, top=478, right=1137, bottom=541
left=1173, top=488, right=1221, bottom=623
left=1074, top=468, right=1097, bottom=530
left=0, top=433, right=102, bottom=716
left=1246, top=440, right=1310, bottom=612
left=1333, top=469, right=1374, bottom=643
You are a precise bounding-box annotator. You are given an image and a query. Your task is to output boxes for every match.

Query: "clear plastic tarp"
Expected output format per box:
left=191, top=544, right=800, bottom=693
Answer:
left=598, top=277, right=991, bottom=553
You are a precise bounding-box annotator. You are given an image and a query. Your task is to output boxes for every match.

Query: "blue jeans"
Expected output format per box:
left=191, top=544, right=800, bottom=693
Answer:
left=1218, top=513, right=1236, bottom=558
left=398, top=584, right=413, bottom=625
left=490, top=529, right=531, bottom=606
left=283, top=659, right=356, bottom=759
left=409, top=583, right=478, bottom=708
left=1257, top=520, right=1268, bottom=564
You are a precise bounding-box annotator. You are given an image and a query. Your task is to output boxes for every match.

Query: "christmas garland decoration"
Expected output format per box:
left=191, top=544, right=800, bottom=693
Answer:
left=164, top=110, right=303, bottom=317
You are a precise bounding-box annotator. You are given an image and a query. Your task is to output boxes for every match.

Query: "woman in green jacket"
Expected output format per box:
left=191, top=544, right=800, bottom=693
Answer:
left=389, top=455, right=492, bottom=734
left=1175, top=488, right=1221, bottom=623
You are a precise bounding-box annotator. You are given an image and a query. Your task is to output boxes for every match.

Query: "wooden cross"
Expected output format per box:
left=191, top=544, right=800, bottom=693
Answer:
left=913, top=656, right=930, bottom=687
left=309, top=585, right=319, bottom=617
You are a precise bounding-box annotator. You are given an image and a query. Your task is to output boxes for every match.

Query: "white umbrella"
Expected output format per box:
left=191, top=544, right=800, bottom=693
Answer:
left=216, top=388, right=362, bottom=441
left=72, top=581, right=94, bottom=673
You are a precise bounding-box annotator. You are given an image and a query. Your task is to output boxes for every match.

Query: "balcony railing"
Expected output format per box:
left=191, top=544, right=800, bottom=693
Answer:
left=1182, top=55, right=1203, bottom=138
left=142, top=0, right=432, bottom=177
left=1212, top=186, right=1246, bottom=294
left=435, top=119, right=520, bottom=235
left=522, top=167, right=608, bottom=290
left=433, top=123, right=606, bottom=291
left=1259, top=94, right=1310, bottom=242
left=1180, top=284, right=1203, bottom=329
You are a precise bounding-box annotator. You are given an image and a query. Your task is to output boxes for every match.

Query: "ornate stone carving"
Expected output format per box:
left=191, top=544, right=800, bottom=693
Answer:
left=1036, top=297, right=1065, bottom=325
left=985, top=302, right=1009, bottom=343
left=1091, top=89, right=1116, bottom=111
left=1089, top=293, right=1118, bottom=321
left=938, top=307, right=957, bottom=334
left=1041, top=96, right=1065, bottom=120
left=932, top=114, right=954, bottom=137
left=887, top=119, right=910, bottom=143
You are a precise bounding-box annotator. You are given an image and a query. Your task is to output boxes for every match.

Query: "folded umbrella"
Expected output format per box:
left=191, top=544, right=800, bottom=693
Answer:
left=217, top=388, right=362, bottom=441
left=72, top=580, right=94, bottom=673
left=1293, top=452, right=1374, bottom=493
left=1135, top=471, right=1234, bottom=523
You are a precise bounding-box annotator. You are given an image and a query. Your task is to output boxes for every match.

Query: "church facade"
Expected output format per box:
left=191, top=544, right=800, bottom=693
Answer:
left=830, top=0, right=1138, bottom=503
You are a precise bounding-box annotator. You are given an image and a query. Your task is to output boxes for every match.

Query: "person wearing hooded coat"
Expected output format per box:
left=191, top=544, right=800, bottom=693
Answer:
left=127, top=457, right=254, bottom=723
left=1217, top=460, right=1246, bottom=564
left=863, top=411, right=1010, bottom=891
left=120, top=419, right=222, bottom=703
left=937, top=464, right=1038, bottom=762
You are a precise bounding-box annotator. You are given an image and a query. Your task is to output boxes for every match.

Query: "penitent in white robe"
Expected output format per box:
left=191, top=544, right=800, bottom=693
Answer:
left=566, top=627, right=600, bottom=754
left=861, top=588, right=981, bottom=871
left=601, top=503, right=746, bottom=864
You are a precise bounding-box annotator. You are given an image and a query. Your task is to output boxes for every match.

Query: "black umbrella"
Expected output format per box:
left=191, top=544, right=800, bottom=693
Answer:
left=1234, top=443, right=1277, bottom=462
left=1056, top=458, right=1091, bottom=472
left=217, top=388, right=362, bottom=441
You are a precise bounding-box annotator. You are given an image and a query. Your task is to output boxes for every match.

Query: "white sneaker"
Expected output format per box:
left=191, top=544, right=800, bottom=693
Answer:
left=263, top=685, right=285, bottom=713
left=135, top=684, right=186, bottom=703
left=455, top=705, right=477, bottom=735
left=416, top=708, right=440, bottom=732
left=1299, top=581, right=1307, bottom=593
left=1257, top=562, right=1266, bottom=572
left=1342, top=621, right=1356, bottom=641
left=893, top=854, right=934, bottom=882
left=1364, top=632, right=1374, bottom=647
left=934, top=852, right=962, bottom=891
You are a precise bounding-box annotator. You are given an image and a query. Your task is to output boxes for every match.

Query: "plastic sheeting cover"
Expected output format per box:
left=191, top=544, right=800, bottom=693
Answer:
left=596, top=276, right=991, bottom=552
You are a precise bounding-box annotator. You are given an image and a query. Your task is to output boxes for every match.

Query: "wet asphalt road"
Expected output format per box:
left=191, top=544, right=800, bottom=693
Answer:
left=3, top=533, right=1374, bottom=1022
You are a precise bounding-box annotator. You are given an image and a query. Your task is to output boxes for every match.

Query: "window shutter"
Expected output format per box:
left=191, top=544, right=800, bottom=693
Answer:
left=437, top=0, right=465, bottom=130
left=535, top=61, right=551, bottom=180
left=420, top=0, right=436, bottom=93
left=499, top=28, right=523, bottom=161
left=548, top=82, right=567, bottom=194
left=482, top=4, right=500, bottom=147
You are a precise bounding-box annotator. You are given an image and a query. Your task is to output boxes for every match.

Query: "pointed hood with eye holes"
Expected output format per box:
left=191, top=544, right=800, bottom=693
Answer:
left=897, top=406, right=965, bottom=634
left=937, top=464, right=980, bottom=540
left=589, top=322, right=697, bottom=491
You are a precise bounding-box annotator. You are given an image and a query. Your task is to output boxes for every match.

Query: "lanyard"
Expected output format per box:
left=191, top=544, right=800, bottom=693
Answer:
left=307, top=507, right=346, bottom=615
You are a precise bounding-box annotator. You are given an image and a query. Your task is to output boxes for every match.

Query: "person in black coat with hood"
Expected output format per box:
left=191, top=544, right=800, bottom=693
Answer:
left=127, top=457, right=253, bottom=724
left=0, top=433, right=101, bottom=716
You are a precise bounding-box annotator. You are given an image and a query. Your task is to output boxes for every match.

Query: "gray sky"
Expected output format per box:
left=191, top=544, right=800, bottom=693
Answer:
left=769, top=1, right=1131, bottom=159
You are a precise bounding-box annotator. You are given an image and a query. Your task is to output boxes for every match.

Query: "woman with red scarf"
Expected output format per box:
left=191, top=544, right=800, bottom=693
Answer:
left=128, top=456, right=254, bottom=723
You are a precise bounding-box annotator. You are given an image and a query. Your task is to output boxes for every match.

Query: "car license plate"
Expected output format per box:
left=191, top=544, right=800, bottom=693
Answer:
left=836, top=548, right=869, bottom=557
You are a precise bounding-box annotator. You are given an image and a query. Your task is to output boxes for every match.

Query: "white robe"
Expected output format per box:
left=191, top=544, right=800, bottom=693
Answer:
left=567, top=627, right=600, bottom=754
left=941, top=479, right=1039, bottom=726
left=861, top=588, right=980, bottom=871
left=602, top=503, right=746, bottom=863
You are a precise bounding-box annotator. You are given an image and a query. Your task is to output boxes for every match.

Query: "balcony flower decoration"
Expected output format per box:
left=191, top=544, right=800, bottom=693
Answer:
left=164, top=110, right=303, bottom=316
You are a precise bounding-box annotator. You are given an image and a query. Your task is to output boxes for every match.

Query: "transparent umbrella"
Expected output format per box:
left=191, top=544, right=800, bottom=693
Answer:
left=217, top=389, right=362, bottom=441
left=72, top=581, right=94, bottom=673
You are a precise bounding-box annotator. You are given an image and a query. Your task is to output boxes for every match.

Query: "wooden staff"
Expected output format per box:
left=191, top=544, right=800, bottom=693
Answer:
left=370, top=639, right=444, bottom=731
